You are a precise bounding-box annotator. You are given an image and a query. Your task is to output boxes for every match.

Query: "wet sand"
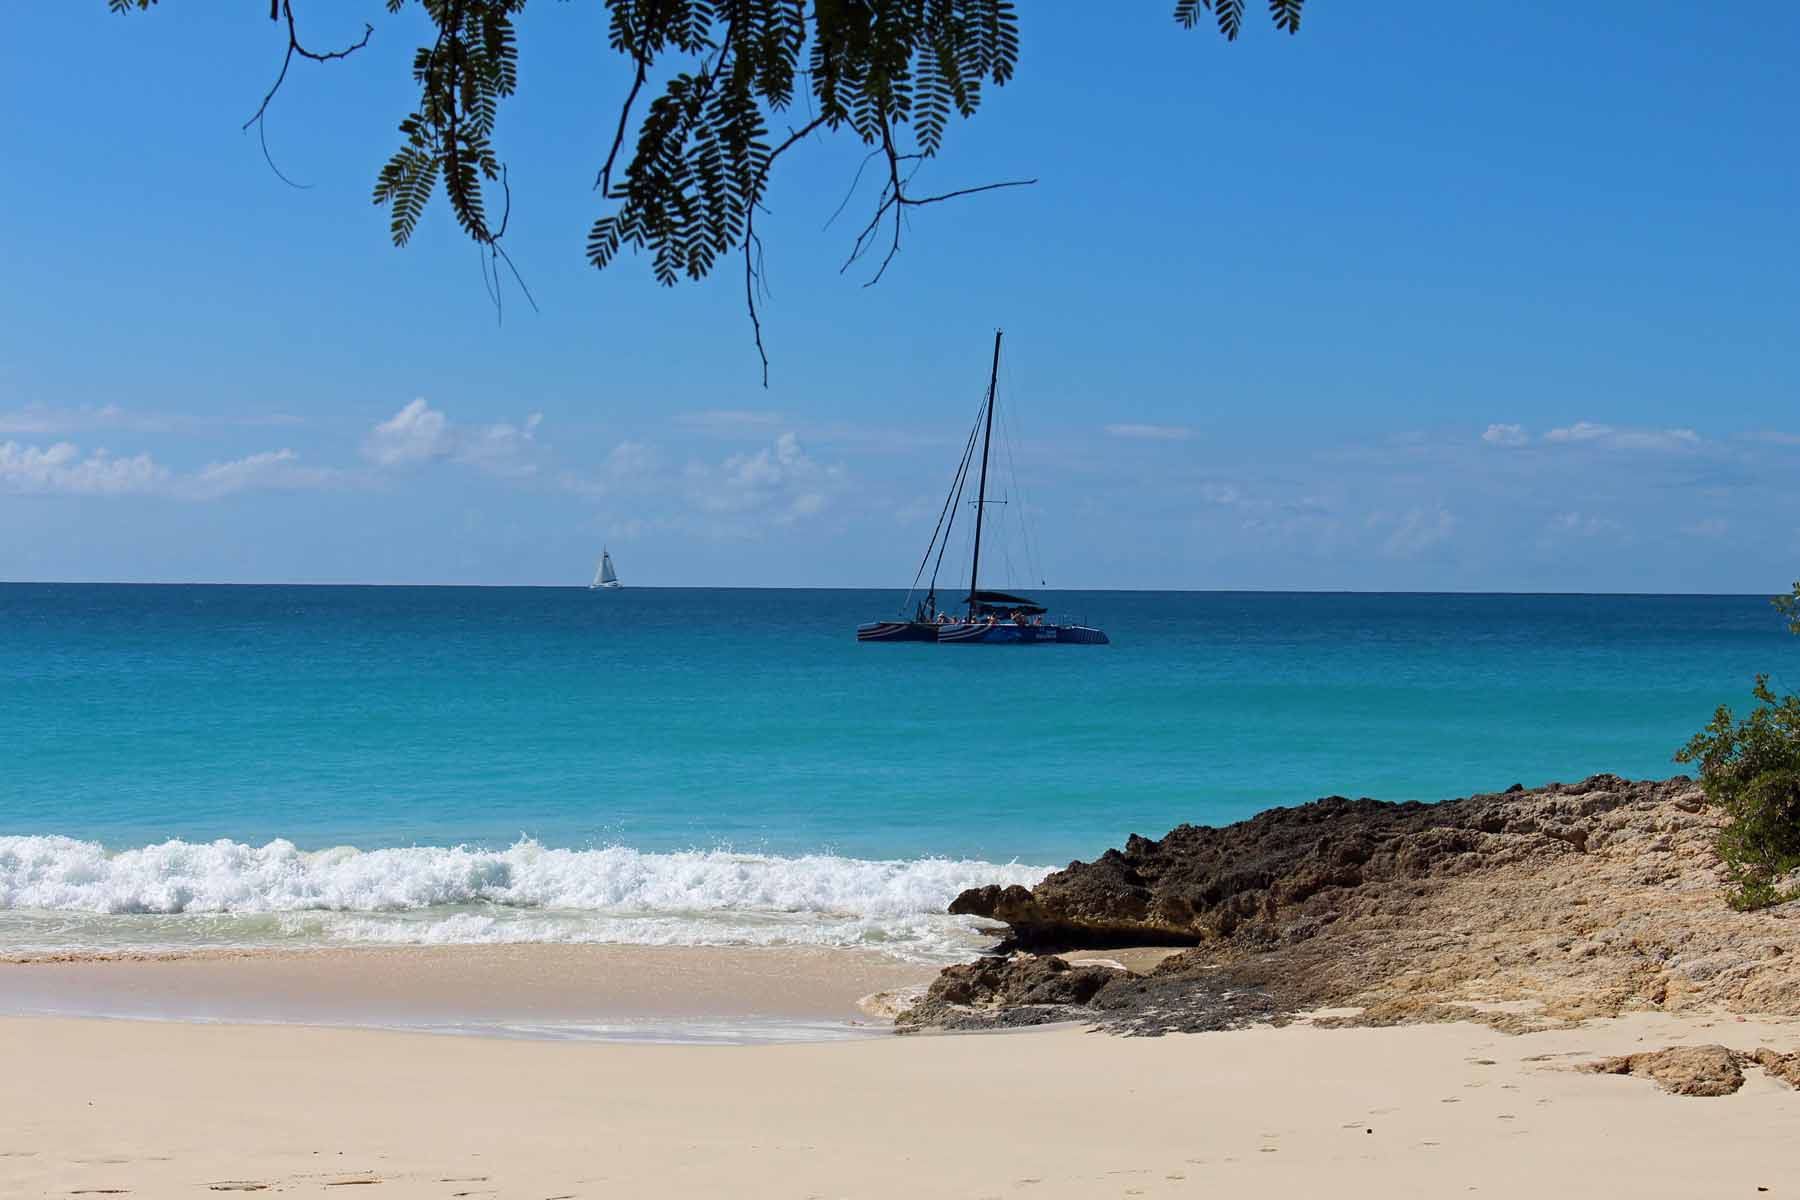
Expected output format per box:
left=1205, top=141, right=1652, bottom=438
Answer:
left=0, top=944, right=938, bottom=1040
left=4, top=1008, right=1797, bottom=1198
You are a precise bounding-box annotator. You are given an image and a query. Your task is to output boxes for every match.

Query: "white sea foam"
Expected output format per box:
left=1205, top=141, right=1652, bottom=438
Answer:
left=0, top=836, right=1049, bottom=961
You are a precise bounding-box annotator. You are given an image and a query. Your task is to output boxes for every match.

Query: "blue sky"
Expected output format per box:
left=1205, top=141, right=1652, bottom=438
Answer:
left=1, top=1, right=1795, bottom=590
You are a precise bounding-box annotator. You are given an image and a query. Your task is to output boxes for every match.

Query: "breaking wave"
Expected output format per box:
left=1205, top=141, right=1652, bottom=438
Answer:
left=0, top=835, right=1050, bottom=961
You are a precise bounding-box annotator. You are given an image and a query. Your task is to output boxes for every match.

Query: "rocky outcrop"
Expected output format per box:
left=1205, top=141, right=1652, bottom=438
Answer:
left=950, top=775, right=1664, bottom=948
left=1581, top=1045, right=1746, bottom=1096
left=894, top=955, right=1129, bottom=1031
left=1581, top=1045, right=1800, bottom=1096
left=906, top=775, right=1800, bottom=1035
left=1748, top=1048, right=1800, bottom=1089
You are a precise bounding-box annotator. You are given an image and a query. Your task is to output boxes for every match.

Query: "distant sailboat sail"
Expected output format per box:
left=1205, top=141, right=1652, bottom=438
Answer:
left=591, top=548, right=621, bottom=589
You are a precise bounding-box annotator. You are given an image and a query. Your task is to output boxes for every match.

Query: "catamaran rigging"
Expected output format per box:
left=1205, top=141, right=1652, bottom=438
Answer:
left=856, top=331, right=1108, bottom=646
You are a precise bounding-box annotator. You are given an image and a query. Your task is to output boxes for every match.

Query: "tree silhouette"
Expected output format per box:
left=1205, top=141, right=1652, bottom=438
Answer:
left=108, top=1, right=1305, bottom=379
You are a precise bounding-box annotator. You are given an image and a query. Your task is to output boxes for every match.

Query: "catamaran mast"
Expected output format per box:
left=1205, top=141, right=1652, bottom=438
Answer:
left=967, top=329, right=1002, bottom=618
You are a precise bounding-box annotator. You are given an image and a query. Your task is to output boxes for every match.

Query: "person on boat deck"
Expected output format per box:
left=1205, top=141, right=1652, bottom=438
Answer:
left=1032, top=615, right=1044, bottom=626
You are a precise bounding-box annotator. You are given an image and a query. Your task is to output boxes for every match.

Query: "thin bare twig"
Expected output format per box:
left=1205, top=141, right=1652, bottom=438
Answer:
left=823, top=147, right=884, bottom=231
left=242, top=1, right=373, bottom=133
left=840, top=115, right=1034, bottom=286
left=241, top=1, right=372, bottom=193
left=479, top=165, right=539, bottom=325
left=597, top=54, right=649, bottom=193
left=256, top=114, right=311, bottom=189
left=739, top=114, right=831, bottom=385
left=744, top=229, right=769, bottom=386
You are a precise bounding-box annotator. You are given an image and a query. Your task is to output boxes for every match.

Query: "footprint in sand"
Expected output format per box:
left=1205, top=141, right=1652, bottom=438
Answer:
left=207, top=1186, right=270, bottom=1194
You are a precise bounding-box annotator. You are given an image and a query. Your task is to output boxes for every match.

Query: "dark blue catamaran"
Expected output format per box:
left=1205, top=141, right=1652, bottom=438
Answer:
left=856, top=331, right=1109, bottom=646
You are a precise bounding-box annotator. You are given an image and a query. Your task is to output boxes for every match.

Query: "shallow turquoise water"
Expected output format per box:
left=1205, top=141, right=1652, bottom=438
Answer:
left=3, top=584, right=1795, bottom=957
left=5, top=584, right=1794, bottom=861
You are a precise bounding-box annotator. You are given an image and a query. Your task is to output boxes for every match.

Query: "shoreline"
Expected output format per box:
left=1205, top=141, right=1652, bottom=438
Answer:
left=0, top=943, right=951, bottom=1043
left=5, top=773, right=1798, bottom=1193
left=5, top=1008, right=1796, bottom=1197
left=0, top=941, right=1179, bottom=1043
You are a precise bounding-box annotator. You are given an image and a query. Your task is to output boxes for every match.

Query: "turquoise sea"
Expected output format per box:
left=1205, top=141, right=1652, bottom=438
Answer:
left=2, top=584, right=1795, bottom=959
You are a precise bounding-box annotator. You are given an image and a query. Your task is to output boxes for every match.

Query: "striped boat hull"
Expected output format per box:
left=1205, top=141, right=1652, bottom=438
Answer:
left=935, top=622, right=1109, bottom=645
left=855, top=621, right=939, bottom=643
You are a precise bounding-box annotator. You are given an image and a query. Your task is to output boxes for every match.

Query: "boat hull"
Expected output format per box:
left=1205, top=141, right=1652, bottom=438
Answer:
left=856, top=621, right=940, bottom=643
left=937, top=622, right=1109, bottom=645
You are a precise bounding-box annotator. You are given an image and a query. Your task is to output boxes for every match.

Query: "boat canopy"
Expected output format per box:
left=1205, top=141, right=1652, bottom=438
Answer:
left=964, top=589, right=1046, bottom=615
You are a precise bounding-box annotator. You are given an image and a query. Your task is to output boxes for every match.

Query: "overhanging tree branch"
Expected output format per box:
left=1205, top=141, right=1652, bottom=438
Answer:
left=107, top=0, right=1305, bottom=380
left=243, top=1, right=373, bottom=133
left=237, top=2, right=373, bottom=190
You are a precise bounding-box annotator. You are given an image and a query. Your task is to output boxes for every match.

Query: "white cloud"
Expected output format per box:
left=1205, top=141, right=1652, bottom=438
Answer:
left=561, top=440, right=662, bottom=498
left=674, top=409, right=783, bottom=437
left=686, top=432, right=846, bottom=523
left=456, top=413, right=543, bottom=478
left=1376, top=507, right=1456, bottom=558
left=1481, top=423, right=1529, bottom=447
left=1542, top=422, right=1699, bottom=451
left=365, top=399, right=449, bottom=466
left=364, top=399, right=542, bottom=477
left=1548, top=511, right=1622, bottom=538
left=1680, top=517, right=1729, bottom=539
left=0, top=404, right=167, bottom=435
left=0, top=404, right=302, bottom=435
left=0, top=440, right=334, bottom=500
left=0, top=441, right=168, bottom=495
left=182, top=449, right=340, bottom=499
left=1105, top=423, right=1192, bottom=441
left=563, top=433, right=846, bottom=532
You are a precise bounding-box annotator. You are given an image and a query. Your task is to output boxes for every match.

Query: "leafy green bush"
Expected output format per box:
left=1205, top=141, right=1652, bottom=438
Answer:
left=1676, top=583, right=1800, bottom=910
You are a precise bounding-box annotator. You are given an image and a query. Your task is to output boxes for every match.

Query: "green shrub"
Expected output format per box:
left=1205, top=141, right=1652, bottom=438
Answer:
left=1677, top=673, right=1800, bottom=909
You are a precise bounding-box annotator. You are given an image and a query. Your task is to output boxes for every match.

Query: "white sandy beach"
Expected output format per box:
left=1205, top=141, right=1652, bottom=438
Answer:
left=4, top=1005, right=1797, bottom=1199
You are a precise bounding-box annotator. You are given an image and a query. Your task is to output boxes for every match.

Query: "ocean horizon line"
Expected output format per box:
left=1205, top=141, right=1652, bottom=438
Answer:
left=0, top=579, right=1787, bottom=599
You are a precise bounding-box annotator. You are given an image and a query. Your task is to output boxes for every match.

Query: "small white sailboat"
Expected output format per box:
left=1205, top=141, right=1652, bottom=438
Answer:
left=590, top=547, right=622, bottom=590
